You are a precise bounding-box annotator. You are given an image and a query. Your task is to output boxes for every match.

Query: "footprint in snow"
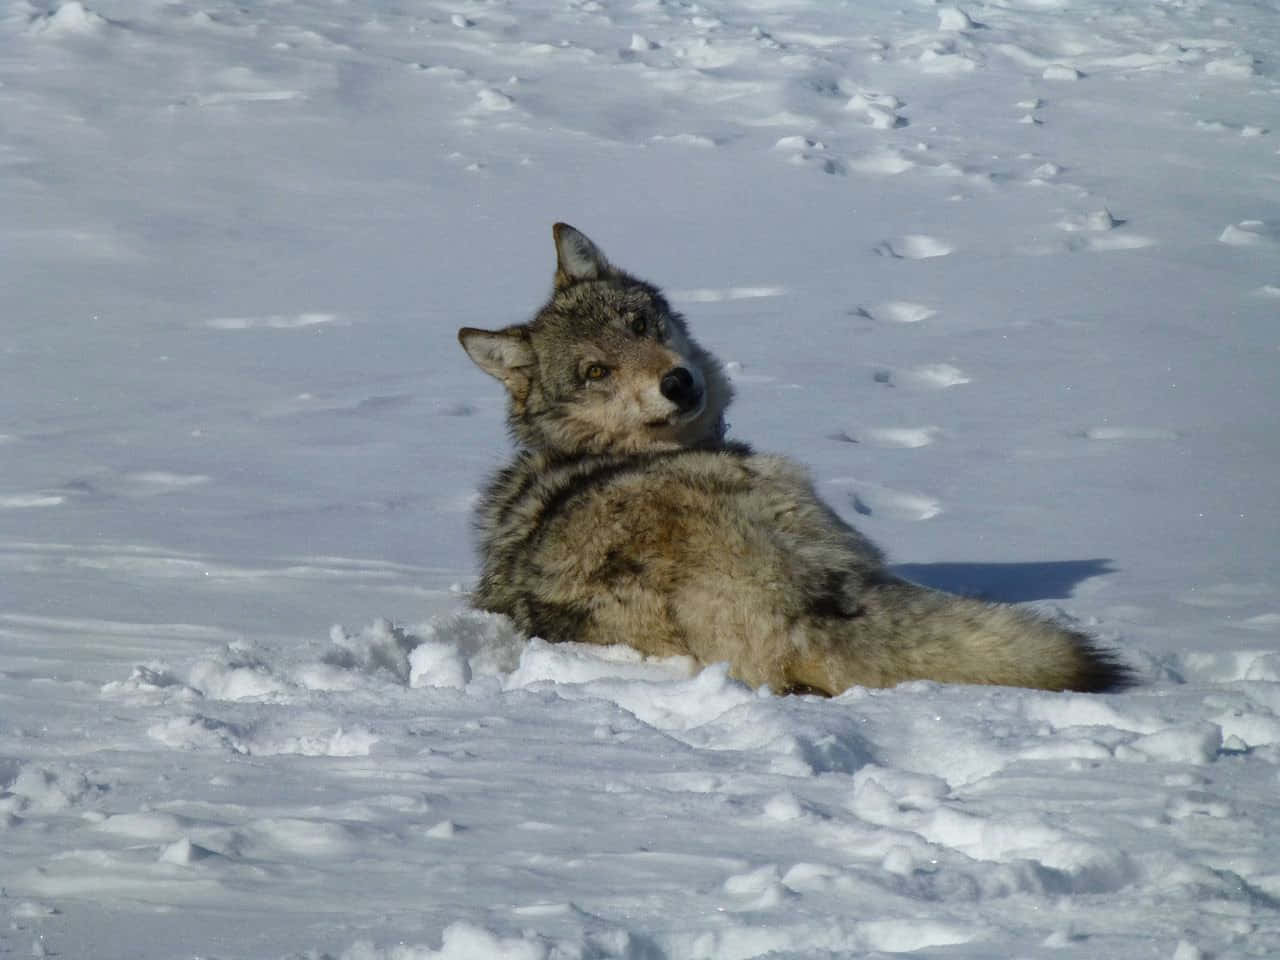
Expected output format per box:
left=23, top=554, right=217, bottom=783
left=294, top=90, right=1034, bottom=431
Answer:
left=1055, top=210, right=1156, bottom=252
left=0, top=493, right=65, bottom=509
left=1219, top=220, right=1278, bottom=247
left=204, top=312, right=338, bottom=330
left=874, top=235, right=954, bottom=259
left=853, top=300, right=936, bottom=323
left=847, top=427, right=940, bottom=449
left=870, top=364, right=972, bottom=390
left=905, top=363, right=971, bottom=388
left=1081, top=426, right=1179, bottom=441
left=827, top=479, right=943, bottom=521
left=847, top=149, right=916, bottom=175
left=845, top=91, right=908, bottom=129
left=668, top=286, right=786, bottom=304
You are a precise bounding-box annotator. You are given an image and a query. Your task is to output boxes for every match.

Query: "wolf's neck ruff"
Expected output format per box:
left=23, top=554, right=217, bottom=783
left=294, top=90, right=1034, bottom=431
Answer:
left=457, top=224, right=1132, bottom=695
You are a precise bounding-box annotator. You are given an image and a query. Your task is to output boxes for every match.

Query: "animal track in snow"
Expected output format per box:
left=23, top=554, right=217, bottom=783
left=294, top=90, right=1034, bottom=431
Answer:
left=1081, top=426, right=1179, bottom=441
left=874, top=235, right=954, bottom=259
left=847, top=149, right=916, bottom=175
left=0, top=493, right=65, bottom=509
left=1177, top=582, right=1272, bottom=610
left=205, top=312, right=338, bottom=330
left=874, top=300, right=936, bottom=323
left=668, top=286, right=786, bottom=303
left=845, top=91, right=907, bottom=129
left=849, top=427, right=940, bottom=448
left=474, top=88, right=515, bottom=112
left=650, top=133, right=717, bottom=148
left=1053, top=210, right=1155, bottom=251
left=903, top=363, right=971, bottom=388
left=1085, top=233, right=1155, bottom=251
left=828, top=479, right=943, bottom=521
left=1219, top=220, right=1277, bottom=247
left=772, top=135, right=846, bottom=175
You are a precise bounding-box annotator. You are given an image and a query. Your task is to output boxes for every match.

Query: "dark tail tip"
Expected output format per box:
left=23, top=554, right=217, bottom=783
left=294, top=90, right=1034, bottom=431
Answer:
left=1068, top=635, right=1138, bottom=693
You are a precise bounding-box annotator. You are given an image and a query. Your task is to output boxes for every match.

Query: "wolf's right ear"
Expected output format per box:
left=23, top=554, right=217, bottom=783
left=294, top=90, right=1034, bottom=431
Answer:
left=458, top=326, right=536, bottom=396
left=553, top=222, right=611, bottom=289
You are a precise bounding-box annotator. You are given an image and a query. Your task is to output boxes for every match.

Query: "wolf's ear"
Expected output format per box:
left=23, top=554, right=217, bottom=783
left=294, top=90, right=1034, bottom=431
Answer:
left=458, top=326, right=536, bottom=395
left=553, top=222, right=610, bottom=289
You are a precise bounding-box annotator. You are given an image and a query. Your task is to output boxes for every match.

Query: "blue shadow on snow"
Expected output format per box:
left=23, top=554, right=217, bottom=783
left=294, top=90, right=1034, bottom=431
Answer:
left=890, top=559, right=1114, bottom=604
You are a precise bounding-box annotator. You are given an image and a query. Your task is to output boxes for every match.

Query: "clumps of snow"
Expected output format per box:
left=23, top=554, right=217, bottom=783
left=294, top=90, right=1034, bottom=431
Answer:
left=475, top=88, right=515, bottom=111
left=1178, top=649, right=1280, bottom=682
left=649, top=133, right=716, bottom=148
left=147, top=714, right=250, bottom=754
left=506, top=636, right=694, bottom=691
left=1205, top=57, right=1257, bottom=78
left=101, top=663, right=200, bottom=703
left=147, top=711, right=377, bottom=757
left=313, top=613, right=523, bottom=690
left=762, top=791, right=807, bottom=822
left=917, top=42, right=978, bottom=75
left=937, top=8, right=979, bottom=32
left=1, top=764, right=97, bottom=814
left=1058, top=209, right=1122, bottom=232
left=409, top=640, right=472, bottom=689
left=158, top=836, right=219, bottom=865
left=845, top=91, right=906, bottom=129
left=189, top=647, right=289, bottom=700
left=1120, top=722, right=1222, bottom=764
left=341, top=920, right=590, bottom=960
left=27, top=2, right=106, bottom=36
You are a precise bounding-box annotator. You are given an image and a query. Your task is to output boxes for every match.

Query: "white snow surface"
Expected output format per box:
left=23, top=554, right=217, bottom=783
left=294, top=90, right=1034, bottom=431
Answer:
left=3, top=0, right=1280, bottom=957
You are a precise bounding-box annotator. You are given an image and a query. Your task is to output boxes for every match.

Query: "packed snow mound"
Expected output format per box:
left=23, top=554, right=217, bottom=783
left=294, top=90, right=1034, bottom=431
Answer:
left=69, top=609, right=1280, bottom=957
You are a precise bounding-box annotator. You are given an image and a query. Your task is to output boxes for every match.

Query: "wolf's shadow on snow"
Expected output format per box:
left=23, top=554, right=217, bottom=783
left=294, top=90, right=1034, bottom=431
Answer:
left=890, top=559, right=1114, bottom=604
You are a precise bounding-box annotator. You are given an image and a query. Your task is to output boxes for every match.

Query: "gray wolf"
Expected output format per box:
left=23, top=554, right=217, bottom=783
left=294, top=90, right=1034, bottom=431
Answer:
left=457, top=224, right=1131, bottom=695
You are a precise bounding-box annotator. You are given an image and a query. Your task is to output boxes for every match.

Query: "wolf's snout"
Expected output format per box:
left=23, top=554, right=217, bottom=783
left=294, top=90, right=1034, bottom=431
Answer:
left=660, top=367, right=703, bottom=412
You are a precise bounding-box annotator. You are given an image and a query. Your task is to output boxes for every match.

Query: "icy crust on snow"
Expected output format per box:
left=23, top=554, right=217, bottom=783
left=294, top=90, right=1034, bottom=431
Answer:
left=10, top=613, right=1260, bottom=956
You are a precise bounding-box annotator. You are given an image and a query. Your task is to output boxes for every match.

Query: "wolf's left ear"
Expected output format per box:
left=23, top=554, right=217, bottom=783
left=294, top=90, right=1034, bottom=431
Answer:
left=458, top=326, right=536, bottom=397
left=553, top=222, right=610, bottom=289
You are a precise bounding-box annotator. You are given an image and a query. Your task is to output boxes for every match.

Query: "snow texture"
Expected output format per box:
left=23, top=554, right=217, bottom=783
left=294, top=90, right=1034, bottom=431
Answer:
left=2, top=0, right=1279, bottom=957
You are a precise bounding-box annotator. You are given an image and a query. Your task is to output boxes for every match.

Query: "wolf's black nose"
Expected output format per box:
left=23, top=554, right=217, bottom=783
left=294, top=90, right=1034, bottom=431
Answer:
left=660, top=367, right=702, bottom=412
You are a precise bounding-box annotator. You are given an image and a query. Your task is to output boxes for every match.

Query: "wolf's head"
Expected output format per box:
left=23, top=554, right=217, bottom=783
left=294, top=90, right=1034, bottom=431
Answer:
left=458, top=224, right=732, bottom=457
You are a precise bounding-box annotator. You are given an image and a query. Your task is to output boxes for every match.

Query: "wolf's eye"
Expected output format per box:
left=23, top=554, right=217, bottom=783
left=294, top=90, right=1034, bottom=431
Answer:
left=585, top=363, right=609, bottom=381
left=630, top=316, right=647, bottom=337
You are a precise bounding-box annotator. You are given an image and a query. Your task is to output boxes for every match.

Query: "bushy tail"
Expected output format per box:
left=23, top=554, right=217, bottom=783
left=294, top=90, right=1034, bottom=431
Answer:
left=796, top=577, right=1134, bottom=694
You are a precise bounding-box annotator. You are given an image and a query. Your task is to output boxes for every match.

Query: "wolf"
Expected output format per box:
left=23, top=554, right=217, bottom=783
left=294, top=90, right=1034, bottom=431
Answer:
left=457, top=224, right=1131, bottom=695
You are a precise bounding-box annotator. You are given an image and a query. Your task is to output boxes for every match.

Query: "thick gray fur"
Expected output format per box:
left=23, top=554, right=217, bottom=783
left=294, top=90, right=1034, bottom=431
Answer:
left=457, top=224, right=1132, bottom=695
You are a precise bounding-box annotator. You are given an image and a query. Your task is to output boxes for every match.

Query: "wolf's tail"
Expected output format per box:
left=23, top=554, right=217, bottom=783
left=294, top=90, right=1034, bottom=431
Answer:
left=798, top=577, right=1134, bottom=694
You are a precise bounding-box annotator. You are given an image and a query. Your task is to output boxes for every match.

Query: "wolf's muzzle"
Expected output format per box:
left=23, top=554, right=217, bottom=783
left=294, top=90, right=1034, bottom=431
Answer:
left=660, top=367, right=703, bottom=413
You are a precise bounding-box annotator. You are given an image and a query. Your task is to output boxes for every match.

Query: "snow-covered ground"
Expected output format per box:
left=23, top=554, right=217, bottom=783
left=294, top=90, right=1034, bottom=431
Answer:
left=3, top=0, right=1279, bottom=956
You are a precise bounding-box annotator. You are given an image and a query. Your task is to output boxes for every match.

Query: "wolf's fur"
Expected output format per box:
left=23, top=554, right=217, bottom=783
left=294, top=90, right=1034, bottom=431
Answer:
left=458, top=224, right=1131, bottom=695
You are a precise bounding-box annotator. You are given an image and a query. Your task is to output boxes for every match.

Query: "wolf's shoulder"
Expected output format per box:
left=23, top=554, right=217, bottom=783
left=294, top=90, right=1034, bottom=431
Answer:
left=478, top=442, right=816, bottom=524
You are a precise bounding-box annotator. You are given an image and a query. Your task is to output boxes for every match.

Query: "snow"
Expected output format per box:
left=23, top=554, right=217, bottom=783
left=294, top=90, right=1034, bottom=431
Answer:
left=2, top=0, right=1279, bottom=957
